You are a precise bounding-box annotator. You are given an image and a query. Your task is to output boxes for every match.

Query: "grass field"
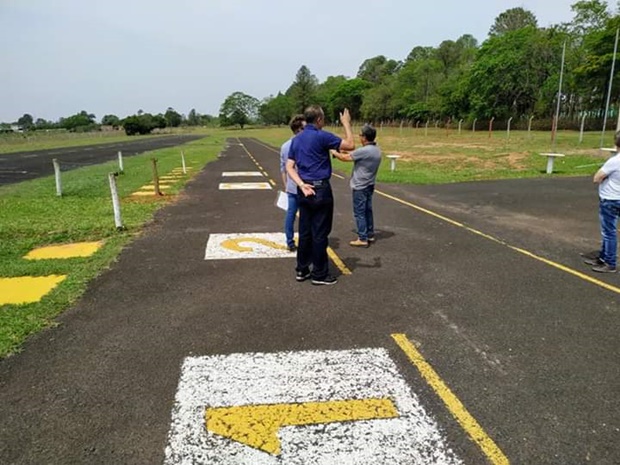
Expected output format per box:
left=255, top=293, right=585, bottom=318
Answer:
left=247, top=126, right=611, bottom=184
left=0, top=126, right=611, bottom=357
left=0, top=134, right=222, bottom=357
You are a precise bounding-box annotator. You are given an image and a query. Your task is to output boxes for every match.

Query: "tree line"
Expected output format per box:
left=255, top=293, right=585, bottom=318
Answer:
left=220, top=1, right=620, bottom=130
left=0, top=108, right=217, bottom=135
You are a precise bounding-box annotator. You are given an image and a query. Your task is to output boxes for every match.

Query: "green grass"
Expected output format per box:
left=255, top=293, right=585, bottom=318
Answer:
left=0, top=134, right=224, bottom=357
left=246, top=126, right=610, bottom=184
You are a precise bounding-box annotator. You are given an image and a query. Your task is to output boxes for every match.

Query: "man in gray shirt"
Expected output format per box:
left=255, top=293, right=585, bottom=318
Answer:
left=332, top=124, right=382, bottom=247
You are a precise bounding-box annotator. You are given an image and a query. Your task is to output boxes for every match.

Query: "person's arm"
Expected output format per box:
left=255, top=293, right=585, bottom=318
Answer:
left=286, top=158, right=315, bottom=197
left=280, top=145, right=288, bottom=190
left=331, top=149, right=353, bottom=162
left=338, top=108, right=355, bottom=152
left=594, top=168, right=607, bottom=184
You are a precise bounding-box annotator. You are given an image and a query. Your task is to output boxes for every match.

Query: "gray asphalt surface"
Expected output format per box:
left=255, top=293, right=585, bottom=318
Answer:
left=0, top=135, right=203, bottom=186
left=0, top=137, right=618, bottom=464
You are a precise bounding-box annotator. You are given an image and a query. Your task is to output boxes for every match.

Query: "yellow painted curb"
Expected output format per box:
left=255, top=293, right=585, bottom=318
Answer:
left=24, top=241, right=104, bottom=260
left=0, top=275, right=67, bottom=305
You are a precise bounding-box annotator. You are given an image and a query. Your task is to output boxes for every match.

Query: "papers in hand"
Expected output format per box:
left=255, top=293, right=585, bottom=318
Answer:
left=275, top=191, right=288, bottom=211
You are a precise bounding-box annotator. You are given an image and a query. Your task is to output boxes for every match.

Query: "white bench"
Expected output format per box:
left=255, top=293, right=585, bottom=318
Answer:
left=386, top=155, right=401, bottom=172
left=600, top=147, right=617, bottom=156
left=540, top=153, right=565, bottom=174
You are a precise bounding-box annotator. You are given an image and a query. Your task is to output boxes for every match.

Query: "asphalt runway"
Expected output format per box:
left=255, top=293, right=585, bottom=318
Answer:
left=0, top=137, right=618, bottom=464
left=0, top=135, right=203, bottom=186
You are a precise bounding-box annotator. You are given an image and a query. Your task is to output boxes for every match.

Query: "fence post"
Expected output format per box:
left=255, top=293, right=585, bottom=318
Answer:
left=446, top=118, right=451, bottom=137
left=507, top=117, right=513, bottom=139
left=425, top=120, right=429, bottom=136
left=151, top=158, right=162, bottom=196
left=117, top=151, right=124, bottom=173
left=181, top=150, right=187, bottom=174
left=579, top=115, right=587, bottom=144
left=488, top=117, right=495, bottom=138
left=399, top=119, right=404, bottom=135
left=528, top=115, right=535, bottom=139
left=108, top=173, right=124, bottom=230
left=53, top=159, right=62, bottom=197
left=472, top=118, right=477, bottom=133
left=458, top=119, right=463, bottom=135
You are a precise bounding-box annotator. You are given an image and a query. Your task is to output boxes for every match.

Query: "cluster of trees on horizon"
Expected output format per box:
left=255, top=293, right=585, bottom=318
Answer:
left=0, top=108, right=217, bottom=136
left=220, top=1, right=620, bottom=131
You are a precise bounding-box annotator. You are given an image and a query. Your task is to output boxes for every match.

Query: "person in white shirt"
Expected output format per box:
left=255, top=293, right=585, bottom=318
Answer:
left=584, top=131, right=620, bottom=273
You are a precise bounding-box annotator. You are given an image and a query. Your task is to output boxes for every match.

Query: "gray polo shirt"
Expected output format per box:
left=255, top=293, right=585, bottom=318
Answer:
left=350, top=143, right=382, bottom=190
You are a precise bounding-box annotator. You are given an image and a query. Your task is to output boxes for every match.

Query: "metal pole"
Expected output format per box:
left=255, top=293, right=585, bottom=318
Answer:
left=425, top=120, right=429, bottom=136
left=181, top=150, right=187, bottom=174
left=488, top=117, right=495, bottom=138
left=117, top=151, right=124, bottom=173
left=507, top=117, right=513, bottom=139
left=528, top=115, right=535, bottom=138
left=458, top=119, right=463, bottom=135
left=399, top=119, right=404, bottom=135
left=580, top=114, right=587, bottom=144
left=552, top=41, right=567, bottom=151
left=151, top=158, right=162, bottom=195
left=53, top=159, right=62, bottom=197
left=472, top=118, right=477, bottom=132
left=601, top=28, right=619, bottom=147
left=108, top=172, right=124, bottom=230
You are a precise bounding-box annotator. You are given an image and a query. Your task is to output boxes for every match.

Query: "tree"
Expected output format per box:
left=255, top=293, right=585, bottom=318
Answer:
left=187, top=109, right=200, bottom=126
left=17, top=114, right=34, bottom=131
left=60, top=111, right=97, bottom=132
left=570, top=0, right=610, bottom=35
left=122, top=112, right=164, bottom=135
left=287, top=65, right=319, bottom=113
left=164, top=107, right=182, bottom=127
left=219, top=91, right=260, bottom=128
left=315, top=75, right=348, bottom=122
left=259, top=93, right=294, bottom=125
left=357, top=56, right=401, bottom=85
left=101, top=114, right=121, bottom=128
left=329, top=79, right=372, bottom=120
left=489, top=7, right=538, bottom=37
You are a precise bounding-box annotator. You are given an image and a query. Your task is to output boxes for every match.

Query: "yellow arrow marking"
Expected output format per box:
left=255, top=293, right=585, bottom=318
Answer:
left=221, top=237, right=288, bottom=253
left=206, top=398, right=398, bottom=455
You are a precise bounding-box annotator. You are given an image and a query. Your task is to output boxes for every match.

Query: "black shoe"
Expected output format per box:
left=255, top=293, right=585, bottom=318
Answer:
left=311, top=275, right=338, bottom=286
left=288, top=244, right=297, bottom=252
left=592, top=264, right=617, bottom=273
left=584, top=257, right=604, bottom=266
left=296, top=269, right=311, bottom=282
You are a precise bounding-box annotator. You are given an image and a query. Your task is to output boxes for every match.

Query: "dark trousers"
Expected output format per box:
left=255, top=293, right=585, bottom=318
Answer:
left=297, top=184, right=334, bottom=280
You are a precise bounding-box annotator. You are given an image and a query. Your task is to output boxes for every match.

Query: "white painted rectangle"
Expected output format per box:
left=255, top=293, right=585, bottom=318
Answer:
left=164, top=348, right=462, bottom=465
left=222, top=171, right=264, bottom=177
left=219, top=182, right=272, bottom=190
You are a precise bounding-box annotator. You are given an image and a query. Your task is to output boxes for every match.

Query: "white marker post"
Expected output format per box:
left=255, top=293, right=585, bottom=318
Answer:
left=425, top=120, right=429, bottom=136
left=117, top=151, right=124, bottom=173
left=458, top=119, right=463, bottom=135
left=108, top=172, right=124, bottom=230
left=181, top=150, right=187, bottom=174
left=387, top=155, right=401, bottom=172
left=580, top=114, right=587, bottom=144
left=507, top=117, right=513, bottom=139
left=472, top=118, right=477, bottom=133
left=53, top=159, right=62, bottom=197
left=528, top=115, right=535, bottom=139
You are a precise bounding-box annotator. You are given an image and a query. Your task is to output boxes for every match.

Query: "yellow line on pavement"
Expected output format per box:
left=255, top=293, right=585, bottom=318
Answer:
left=377, top=189, right=620, bottom=296
left=327, top=246, right=352, bottom=275
left=392, top=334, right=510, bottom=465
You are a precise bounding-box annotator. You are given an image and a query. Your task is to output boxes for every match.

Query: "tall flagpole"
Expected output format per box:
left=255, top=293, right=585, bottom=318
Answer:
left=601, top=28, right=619, bottom=148
left=552, top=40, right=567, bottom=151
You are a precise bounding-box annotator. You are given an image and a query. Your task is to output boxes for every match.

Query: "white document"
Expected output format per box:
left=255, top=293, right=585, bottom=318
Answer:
left=276, top=191, right=288, bottom=211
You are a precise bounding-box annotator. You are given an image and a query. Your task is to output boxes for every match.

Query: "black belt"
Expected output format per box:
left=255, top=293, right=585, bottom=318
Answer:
left=303, top=179, right=330, bottom=187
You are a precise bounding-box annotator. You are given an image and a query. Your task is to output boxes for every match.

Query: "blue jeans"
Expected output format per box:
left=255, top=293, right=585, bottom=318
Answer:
left=352, top=186, right=375, bottom=241
left=285, top=193, right=299, bottom=247
left=297, top=183, right=333, bottom=280
left=599, top=198, right=620, bottom=268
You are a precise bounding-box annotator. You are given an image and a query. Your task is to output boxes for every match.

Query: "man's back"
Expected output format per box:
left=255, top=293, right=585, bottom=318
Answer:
left=351, top=144, right=382, bottom=190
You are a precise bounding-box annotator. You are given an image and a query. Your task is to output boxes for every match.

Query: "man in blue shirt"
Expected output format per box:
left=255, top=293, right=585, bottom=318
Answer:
left=286, top=105, right=355, bottom=285
left=280, top=115, right=305, bottom=251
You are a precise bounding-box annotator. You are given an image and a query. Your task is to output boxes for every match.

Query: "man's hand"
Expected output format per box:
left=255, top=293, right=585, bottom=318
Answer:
left=300, top=183, right=315, bottom=197
left=340, top=108, right=351, bottom=126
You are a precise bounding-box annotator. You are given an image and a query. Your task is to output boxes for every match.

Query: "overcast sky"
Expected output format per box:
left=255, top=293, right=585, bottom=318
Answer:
left=1, top=0, right=582, bottom=122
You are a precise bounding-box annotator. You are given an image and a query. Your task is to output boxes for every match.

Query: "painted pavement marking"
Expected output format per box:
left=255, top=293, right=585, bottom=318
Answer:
left=222, top=171, right=264, bottom=177
left=0, top=275, right=67, bottom=305
left=164, top=348, right=463, bottom=465
left=205, top=233, right=293, bottom=260
left=393, top=334, right=509, bottom=465
left=24, top=241, right=103, bottom=260
left=218, top=182, right=272, bottom=190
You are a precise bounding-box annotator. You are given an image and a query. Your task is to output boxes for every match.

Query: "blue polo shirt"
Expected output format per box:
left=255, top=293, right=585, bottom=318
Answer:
left=288, top=124, right=342, bottom=181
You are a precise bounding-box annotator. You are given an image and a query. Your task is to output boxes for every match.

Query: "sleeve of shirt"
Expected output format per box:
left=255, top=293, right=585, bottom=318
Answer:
left=321, top=131, right=342, bottom=151
left=350, top=147, right=363, bottom=161
left=601, top=156, right=620, bottom=174
left=280, top=143, right=288, bottom=173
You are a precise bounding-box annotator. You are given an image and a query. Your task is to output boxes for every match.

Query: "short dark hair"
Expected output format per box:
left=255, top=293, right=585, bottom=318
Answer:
left=304, top=105, right=324, bottom=124
left=289, top=114, right=305, bottom=133
left=615, top=130, right=620, bottom=147
left=360, top=124, right=377, bottom=142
